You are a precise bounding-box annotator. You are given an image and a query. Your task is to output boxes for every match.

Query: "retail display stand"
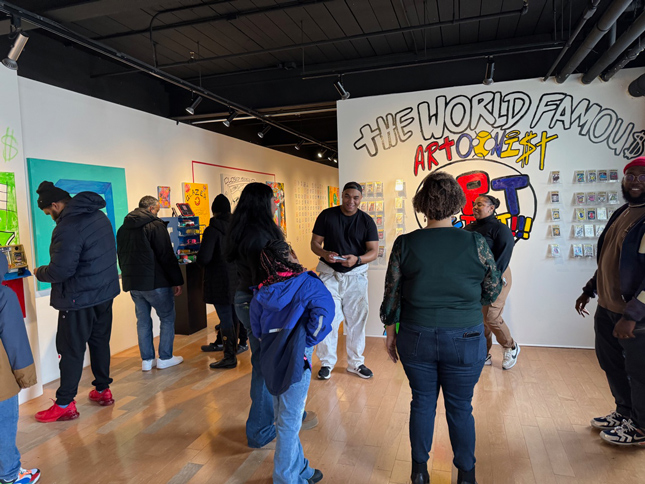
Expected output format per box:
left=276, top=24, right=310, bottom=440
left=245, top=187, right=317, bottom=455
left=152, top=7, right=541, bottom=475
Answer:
left=162, top=216, right=207, bottom=335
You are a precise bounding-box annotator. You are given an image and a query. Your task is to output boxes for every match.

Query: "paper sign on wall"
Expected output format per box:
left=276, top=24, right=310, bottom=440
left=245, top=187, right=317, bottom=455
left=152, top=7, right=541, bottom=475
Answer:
left=182, top=182, right=209, bottom=229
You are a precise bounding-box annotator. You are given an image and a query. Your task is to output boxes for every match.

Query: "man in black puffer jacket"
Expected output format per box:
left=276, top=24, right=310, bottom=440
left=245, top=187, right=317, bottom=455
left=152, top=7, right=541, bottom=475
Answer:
left=34, top=181, right=120, bottom=423
left=117, top=196, right=184, bottom=372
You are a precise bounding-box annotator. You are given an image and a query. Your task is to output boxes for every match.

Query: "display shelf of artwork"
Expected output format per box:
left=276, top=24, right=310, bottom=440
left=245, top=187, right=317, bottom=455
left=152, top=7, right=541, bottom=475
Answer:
left=574, top=168, right=619, bottom=184
left=572, top=243, right=596, bottom=258
left=163, top=216, right=201, bottom=260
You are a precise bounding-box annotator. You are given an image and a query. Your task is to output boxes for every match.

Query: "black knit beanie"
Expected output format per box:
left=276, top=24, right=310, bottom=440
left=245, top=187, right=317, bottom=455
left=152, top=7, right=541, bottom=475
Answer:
left=37, top=181, right=70, bottom=209
left=211, top=194, right=231, bottom=215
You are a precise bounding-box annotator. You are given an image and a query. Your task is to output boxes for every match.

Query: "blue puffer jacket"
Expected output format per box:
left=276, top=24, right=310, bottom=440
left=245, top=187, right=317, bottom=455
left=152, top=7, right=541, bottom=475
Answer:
left=583, top=203, right=645, bottom=321
left=36, top=192, right=120, bottom=310
left=250, top=271, right=334, bottom=396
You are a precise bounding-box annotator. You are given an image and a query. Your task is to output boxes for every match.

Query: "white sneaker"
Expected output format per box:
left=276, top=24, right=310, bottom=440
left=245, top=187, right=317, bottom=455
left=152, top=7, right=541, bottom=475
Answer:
left=142, top=359, right=156, bottom=371
left=484, top=354, right=492, bottom=366
left=157, top=355, right=183, bottom=369
left=502, top=343, right=520, bottom=370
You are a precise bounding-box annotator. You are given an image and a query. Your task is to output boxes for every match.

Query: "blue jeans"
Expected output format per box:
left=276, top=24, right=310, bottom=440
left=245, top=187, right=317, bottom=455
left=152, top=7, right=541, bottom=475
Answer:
left=0, top=395, right=20, bottom=482
left=235, top=290, right=276, bottom=448
left=131, top=287, right=176, bottom=361
left=272, top=347, right=315, bottom=483
left=397, top=322, right=486, bottom=473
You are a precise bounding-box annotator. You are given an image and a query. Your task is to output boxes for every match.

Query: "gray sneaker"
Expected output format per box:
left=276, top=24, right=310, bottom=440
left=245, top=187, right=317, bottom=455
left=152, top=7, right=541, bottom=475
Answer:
left=591, top=410, right=628, bottom=429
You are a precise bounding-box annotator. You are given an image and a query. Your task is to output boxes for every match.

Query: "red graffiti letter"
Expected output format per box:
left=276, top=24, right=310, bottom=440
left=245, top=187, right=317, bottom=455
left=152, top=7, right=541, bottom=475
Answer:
left=438, top=136, right=455, bottom=161
left=414, top=145, right=425, bottom=176
left=425, top=142, right=440, bottom=168
left=457, top=171, right=490, bottom=216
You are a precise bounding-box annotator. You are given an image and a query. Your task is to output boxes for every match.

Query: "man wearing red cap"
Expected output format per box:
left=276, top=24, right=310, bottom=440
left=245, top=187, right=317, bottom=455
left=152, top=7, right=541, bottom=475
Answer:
left=575, top=157, right=645, bottom=446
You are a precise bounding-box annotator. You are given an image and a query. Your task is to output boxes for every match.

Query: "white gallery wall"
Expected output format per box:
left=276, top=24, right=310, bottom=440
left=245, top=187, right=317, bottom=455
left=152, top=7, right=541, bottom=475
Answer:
left=337, top=68, right=645, bottom=348
left=17, top=78, right=339, bottom=385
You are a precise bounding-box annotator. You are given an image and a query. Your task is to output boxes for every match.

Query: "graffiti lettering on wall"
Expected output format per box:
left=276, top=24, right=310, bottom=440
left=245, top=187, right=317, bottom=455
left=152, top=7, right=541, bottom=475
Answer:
left=415, top=159, right=537, bottom=241
left=353, top=91, right=643, bottom=165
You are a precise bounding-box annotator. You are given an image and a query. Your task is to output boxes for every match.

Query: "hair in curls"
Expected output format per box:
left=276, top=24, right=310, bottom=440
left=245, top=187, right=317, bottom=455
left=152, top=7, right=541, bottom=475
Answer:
left=259, top=240, right=305, bottom=286
left=226, top=183, right=284, bottom=261
left=412, top=171, right=466, bottom=221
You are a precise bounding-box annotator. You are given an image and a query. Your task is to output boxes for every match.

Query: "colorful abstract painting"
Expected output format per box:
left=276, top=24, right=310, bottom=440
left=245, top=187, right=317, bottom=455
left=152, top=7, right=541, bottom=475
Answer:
left=157, top=186, right=171, bottom=208
left=0, top=172, right=19, bottom=245
left=328, top=186, right=340, bottom=207
left=182, top=182, right=209, bottom=229
left=27, top=158, right=128, bottom=290
left=266, top=181, right=287, bottom=236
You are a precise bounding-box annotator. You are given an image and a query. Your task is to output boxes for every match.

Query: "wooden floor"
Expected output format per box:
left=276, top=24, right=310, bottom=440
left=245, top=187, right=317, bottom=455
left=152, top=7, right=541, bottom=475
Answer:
left=18, top=315, right=645, bottom=484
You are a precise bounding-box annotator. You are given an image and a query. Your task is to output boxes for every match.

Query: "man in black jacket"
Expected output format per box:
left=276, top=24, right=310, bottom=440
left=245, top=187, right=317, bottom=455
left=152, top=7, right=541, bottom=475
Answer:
left=34, top=181, right=120, bottom=423
left=117, top=196, right=184, bottom=372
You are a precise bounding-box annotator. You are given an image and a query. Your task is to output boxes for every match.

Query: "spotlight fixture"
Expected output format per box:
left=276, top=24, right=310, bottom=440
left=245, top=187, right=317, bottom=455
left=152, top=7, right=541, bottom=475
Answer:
left=223, top=111, right=238, bottom=127
left=317, top=149, right=327, bottom=159
left=2, top=32, right=28, bottom=70
left=334, top=79, right=350, bottom=100
left=483, top=57, right=495, bottom=86
left=185, top=96, right=203, bottom=115
left=295, top=139, right=305, bottom=150
left=258, top=125, right=271, bottom=138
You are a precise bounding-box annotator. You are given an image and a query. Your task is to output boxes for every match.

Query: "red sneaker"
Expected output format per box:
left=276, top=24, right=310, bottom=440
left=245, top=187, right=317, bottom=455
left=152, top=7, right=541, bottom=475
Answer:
left=35, top=400, right=79, bottom=423
left=89, top=388, right=114, bottom=406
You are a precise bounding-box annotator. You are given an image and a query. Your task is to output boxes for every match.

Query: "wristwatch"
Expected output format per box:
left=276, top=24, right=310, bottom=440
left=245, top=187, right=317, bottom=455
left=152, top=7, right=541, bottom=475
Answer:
left=356, top=256, right=362, bottom=266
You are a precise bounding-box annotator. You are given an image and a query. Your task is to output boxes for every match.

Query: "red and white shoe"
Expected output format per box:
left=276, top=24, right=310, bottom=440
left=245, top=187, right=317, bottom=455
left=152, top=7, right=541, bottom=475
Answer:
left=89, top=388, right=114, bottom=406
left=35, top=400, right=79, bottom=423
left=0, top=467, right=41, bottom=483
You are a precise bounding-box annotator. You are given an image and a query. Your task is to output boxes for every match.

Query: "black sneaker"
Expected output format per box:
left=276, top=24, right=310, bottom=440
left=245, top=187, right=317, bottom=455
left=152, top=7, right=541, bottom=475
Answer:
left=318, top=366, right=331, bottom=380
left=201, top=342, right=223, bottom=352
left=237, top=344, right=249, bottom=354
left=347, top=364, right=373, bottom=379
left=600, top=419, right=645, bottom=446
left=591, top=410, right=627, bottom=429
left=308, top=469, right=323, bottom=484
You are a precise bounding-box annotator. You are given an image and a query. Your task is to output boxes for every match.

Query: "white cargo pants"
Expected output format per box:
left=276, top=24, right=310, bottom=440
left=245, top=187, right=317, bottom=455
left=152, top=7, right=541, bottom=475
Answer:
left=315, top=261, right=369, bottom=370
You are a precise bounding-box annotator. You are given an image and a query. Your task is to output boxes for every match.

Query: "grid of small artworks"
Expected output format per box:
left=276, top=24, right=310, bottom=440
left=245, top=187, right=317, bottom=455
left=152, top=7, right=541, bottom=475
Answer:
left=294, top=181, right=326, bottom=243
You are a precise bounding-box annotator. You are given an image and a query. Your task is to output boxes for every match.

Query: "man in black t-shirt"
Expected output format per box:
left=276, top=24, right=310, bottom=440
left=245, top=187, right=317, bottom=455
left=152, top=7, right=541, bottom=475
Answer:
left=311, top=182, right=379, bottom=380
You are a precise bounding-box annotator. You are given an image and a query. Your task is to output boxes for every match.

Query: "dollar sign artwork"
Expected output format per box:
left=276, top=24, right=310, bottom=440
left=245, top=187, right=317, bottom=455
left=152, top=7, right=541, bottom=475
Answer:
left=623, top=130, right=645, bottom=160
left=1, top=127, right=18, bottom=162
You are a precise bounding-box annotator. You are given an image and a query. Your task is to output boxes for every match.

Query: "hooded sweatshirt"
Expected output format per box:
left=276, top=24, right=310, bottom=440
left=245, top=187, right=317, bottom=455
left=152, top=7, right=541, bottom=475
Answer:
left=250, top=271, right=334, bottom=395
left=36, top=191, right=120, bottom=310
left=117, top=207, right=184, bottom=292
left=197, top=214, right=238, bottom=305
left=0, top=254, right=37, bottom=402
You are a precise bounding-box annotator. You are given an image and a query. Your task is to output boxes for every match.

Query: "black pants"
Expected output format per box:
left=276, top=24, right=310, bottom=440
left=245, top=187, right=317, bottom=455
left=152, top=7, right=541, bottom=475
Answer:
left=56, top=300, right=114, bottom=405
left=594, top=305, right=645, bottom=429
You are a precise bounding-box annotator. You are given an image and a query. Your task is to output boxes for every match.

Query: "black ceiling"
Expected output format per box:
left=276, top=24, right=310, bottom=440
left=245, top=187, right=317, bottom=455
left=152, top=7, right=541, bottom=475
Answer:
left=3, top=0, right=645, bottom=167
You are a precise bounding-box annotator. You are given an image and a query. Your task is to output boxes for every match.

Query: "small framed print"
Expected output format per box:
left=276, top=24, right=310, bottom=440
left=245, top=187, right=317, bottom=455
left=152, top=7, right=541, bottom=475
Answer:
left=587, top=192, right=596, bottom=203
left=376, top=215, right=384, bottom=227
left=609, top=169, right=619, bottom=182
left=576, top=192, right=586, bottom=205
left=584, top=225, right=595, bottom=238
left=575, top=171, right=586, bottom=183
left=597, top=191, right=607, bottom=204
left=573, top=244, right=584, bottom=258
left=597, top=207, right=607, bottom=220
left=395, top=227, right=404, bottom=237
left=360, top=201, right=368, bottom=211
left=587, top=208, right=596, bottom=221
left=550, top=171, right=561, bottom=183
left=574, top=224, right=584, bottom=238
left=551, top=191, right=560, bottom=203
left=375, top=201, right=384, bottom=212
left=366, top=182, right=375, bottom=197
left=583, top=243, right=595, bottom=258
left=576, top=208, right=586, bottom=221
left=598, top=169, right=608, bottom=182
left=608, top=208, right=617, bottom=218
left=551, top=244, right=561, bottom=258
left=368, top=202, right=376, bottom=212
left=551, top=225, right=561, bottom=237
left=551, top=208, right=561, bottom=220
left=395, top=197, right=404, bottom=210
left=360, top=183, right=366, bottom=194
left=375, top=181, right=384, bottom=196
left=395, top=179, right=405, bottom=192
left=596, top=225, right=605, bottom=237
left=608, top=192, right=619, bottom=204
left=378, top=229, right=385, bottom=241
left=587, top=170, right=597, bottom=183
left=395, top=212, right=404, bottom=225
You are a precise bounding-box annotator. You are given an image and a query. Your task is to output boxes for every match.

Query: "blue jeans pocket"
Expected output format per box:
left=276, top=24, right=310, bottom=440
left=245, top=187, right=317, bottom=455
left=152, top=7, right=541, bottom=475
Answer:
left=397, top=325, right=421, bottom=357
left=453, top=333, right=486, bottom=365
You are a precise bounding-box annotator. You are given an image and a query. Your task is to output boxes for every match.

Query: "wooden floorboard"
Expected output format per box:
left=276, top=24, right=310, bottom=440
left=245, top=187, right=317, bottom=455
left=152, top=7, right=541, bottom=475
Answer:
left=17, top=314, right=645, bottom=483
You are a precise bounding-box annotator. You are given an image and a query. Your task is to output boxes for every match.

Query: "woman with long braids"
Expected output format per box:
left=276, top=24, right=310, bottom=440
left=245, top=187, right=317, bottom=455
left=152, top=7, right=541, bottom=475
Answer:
left=226, top=183, right=318, bottom=449
left=464, top=194, right=520, bottom=370
left=250, top=240, right=333, bottom=484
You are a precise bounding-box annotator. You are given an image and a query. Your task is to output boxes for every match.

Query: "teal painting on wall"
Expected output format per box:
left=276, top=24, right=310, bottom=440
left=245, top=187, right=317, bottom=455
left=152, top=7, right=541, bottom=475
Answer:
left=26, top=158, right=128, bottom=290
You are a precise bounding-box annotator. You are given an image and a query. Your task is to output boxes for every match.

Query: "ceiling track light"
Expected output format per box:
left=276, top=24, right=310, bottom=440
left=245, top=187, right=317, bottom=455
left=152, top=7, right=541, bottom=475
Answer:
left=258, top=125, right=271, bottom=138
left=185, top=96, right=203, bottom=115
left=2, top=31, right=28, bottom=71
left=295, top=139, right=305, bottom=150
left=334, top=79, right=350, bottom=100
left=223, top=111, right=238, bottom=128
left=317, top=149, right=327, bottom=159
left=483, top=57, right=495, bottom=86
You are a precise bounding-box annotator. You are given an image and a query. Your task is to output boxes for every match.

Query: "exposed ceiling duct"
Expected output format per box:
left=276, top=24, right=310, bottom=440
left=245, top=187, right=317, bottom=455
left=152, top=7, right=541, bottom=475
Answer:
left=555, top=0, right=633, bottom=84
left=582, top=9, right=645, bottom=83
left=601, top=38, right=645, bottom=81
